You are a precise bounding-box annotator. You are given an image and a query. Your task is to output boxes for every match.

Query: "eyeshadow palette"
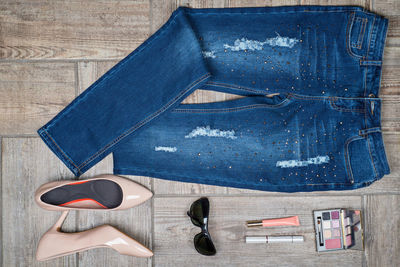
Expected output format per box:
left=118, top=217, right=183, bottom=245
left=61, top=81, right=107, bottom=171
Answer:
left=313, top=209, right=364, bottom=252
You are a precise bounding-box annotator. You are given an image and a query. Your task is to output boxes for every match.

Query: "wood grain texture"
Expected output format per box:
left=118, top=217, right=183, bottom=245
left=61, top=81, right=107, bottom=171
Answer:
left=2, top=138, right=77, bottom=267
left=372, top=0, right=400, bottom=38
left=77, top=61, right=119, bottom=94
left=227, top=0, right=300, bottom=7
left=381, top=47, right=400, bottom=97
left=154, top=196, right=362, bottom=267
left=0, top=0, right=150, bottom=59
left=300, top=0, right=366, bottom=5
left=364, top=195, right=400, bottom=267
left=0, top=62, right=75, bottom=135
left=150, top=0, right=301, bottom=34
left=0, top=1, right=399, bottom=266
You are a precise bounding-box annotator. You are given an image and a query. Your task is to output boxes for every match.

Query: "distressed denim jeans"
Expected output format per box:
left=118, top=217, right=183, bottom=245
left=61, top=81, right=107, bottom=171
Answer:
left=38, top=5, right=390, bottom=192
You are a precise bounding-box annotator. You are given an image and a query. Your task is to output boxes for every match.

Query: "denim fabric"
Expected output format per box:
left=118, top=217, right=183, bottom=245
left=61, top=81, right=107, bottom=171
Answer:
left=38, top=6, right=390, bottom=192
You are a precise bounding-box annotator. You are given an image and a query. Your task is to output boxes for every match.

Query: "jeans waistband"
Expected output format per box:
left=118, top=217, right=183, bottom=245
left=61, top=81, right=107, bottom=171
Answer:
left=350, top=9, right=388, bottom=97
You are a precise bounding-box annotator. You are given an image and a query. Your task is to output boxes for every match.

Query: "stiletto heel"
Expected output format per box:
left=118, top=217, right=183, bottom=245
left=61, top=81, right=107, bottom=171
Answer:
left=36, top=211, right=153, bottom=261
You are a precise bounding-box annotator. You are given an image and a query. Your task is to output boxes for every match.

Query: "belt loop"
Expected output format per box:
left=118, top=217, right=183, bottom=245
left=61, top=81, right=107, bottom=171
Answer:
left=359, top=127, right=381, bottom=136
left=371, top=100, right=375, bottom=116
left=360, top=60, right=382, bottom=66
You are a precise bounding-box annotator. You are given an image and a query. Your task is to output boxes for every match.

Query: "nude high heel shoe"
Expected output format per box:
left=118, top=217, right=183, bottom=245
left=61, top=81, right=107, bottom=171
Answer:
left=35, top=174, right=152, bottom=211
left=36, top=211, right=153, bottom=261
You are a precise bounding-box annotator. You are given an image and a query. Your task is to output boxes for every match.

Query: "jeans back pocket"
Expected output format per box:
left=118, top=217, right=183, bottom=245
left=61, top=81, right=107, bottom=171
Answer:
left=344, top=135, right=377, bottom=184
left=347, top=12, right=369, bottom=58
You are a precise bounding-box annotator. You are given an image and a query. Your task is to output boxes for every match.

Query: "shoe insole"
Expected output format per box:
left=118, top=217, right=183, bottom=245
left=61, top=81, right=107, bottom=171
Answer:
left=41, top=179, right=123, bottom=209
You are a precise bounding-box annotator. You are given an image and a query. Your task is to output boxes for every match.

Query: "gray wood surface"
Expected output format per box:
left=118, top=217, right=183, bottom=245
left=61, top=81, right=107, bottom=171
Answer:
left=154, top=196, right=363, bottom=267
left=364, top=195, right=400, bottom=267
left=0, top=63, right=75, bottom=135
left=0, top=0, right=399, bottom=266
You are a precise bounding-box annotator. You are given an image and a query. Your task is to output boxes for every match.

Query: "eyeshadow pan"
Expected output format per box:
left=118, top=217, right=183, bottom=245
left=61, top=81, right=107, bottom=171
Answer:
left=324, top=229, right=332, bottom=238
left=323, top=221, right=331, bottom=229
left=331, top=211, right=339, bottom=219
left=322, top=212, right=330, bottom=220
left=325, top=238, right=341, bottom=249
left=346, top=226, right=352, bottom=235
left=333, top=229, right=341, bottom=237
left=346, top=235, right=352, bottom=246
left=332, top=220, right=340, bottom=228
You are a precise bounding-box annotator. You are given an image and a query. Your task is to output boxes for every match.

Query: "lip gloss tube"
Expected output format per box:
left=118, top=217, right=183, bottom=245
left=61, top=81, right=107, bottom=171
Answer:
left=246, top=216, right=300, bottom=227
left=246, top=236, right=304, bottom=243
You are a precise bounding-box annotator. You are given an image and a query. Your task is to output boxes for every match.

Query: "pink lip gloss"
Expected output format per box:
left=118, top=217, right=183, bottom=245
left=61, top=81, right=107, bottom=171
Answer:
left=246, top=216, right=300, bottom=227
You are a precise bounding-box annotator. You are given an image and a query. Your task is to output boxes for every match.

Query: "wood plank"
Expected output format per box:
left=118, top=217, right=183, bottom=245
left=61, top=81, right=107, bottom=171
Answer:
left=300, top=0, right=366, bottom=5
left=372, top=0, right=400, bottom=38
left=381, top=46, right=400, bottom=97
left=150, top=0, right=177, bottom=34
left=364, top=195, right=400, bottom=267
left=2, top=138, right=77, bottom=267
left=153, top=196, right=362, bottom=266
left=227, top=0, right=300, bottom=7
left=150, top=0, right=303, bottom=34
left=78, top=61, right=118, bottom=94
left=0, top=0, right=150, bottom=60
left=153, top=178, right=229, bottom=195
left=150, top=0, right=227, bottom=34
left=0, top=62, right=75, bottom=135
left=382, top=97, right=400, bottom=133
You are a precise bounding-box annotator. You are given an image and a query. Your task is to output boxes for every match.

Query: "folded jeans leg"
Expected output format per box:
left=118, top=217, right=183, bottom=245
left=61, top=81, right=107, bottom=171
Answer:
left=38, top=8, right=211, bottom=176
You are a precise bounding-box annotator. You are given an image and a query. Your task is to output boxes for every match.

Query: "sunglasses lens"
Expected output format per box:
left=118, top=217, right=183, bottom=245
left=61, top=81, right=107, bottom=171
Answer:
left=194, top=233, right=216, bottom=256
left=188, top=198, right=209, bottom=227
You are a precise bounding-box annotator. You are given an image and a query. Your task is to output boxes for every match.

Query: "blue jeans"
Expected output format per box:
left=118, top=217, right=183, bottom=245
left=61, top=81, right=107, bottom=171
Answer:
left=38, top=6, right=390, bottom=192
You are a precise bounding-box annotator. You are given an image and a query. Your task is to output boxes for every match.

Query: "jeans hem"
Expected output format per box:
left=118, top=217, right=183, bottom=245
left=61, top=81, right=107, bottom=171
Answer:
left=113, top=168, right=384, bottom=193
left=181, top=5, right=366, bottom=15
left=37, top=127, right=81, bottom=176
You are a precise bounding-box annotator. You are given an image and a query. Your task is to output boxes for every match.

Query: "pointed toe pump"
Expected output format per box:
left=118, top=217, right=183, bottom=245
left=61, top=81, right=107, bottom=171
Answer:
left=36, top=211, right=153, bottom=261
left=35, top=174, right=152, bottom=211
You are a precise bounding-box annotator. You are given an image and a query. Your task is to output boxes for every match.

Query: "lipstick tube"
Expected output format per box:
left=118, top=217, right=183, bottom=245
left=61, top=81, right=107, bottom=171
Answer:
left=246, top=236, right=304, bottom=243
left=246, top=216, right=300, bottom=227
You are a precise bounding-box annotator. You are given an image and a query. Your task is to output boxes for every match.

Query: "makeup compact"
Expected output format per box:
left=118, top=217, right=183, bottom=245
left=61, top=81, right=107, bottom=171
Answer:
left=313, top=209, right=364, bottom=252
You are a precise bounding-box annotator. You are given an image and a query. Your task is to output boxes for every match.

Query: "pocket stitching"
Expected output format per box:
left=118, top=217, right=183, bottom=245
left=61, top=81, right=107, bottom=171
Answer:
left=350, top=17, right=367, bottom=49
left=329, top=98, right=366, bottom=113
left=346, top=12, right=363, bottom=59
left=344, top=135, right=365, bottom=184
left=172, top=98, right=291, bottom=113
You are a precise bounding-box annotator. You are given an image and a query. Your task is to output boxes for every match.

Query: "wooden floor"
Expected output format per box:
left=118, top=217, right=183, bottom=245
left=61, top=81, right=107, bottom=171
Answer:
left=1, top=0, right=399, bottom=266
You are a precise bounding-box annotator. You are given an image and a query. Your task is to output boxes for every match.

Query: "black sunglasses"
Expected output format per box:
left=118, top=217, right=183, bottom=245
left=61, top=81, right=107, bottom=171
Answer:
left=187, top=197, right=216, bottom=256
